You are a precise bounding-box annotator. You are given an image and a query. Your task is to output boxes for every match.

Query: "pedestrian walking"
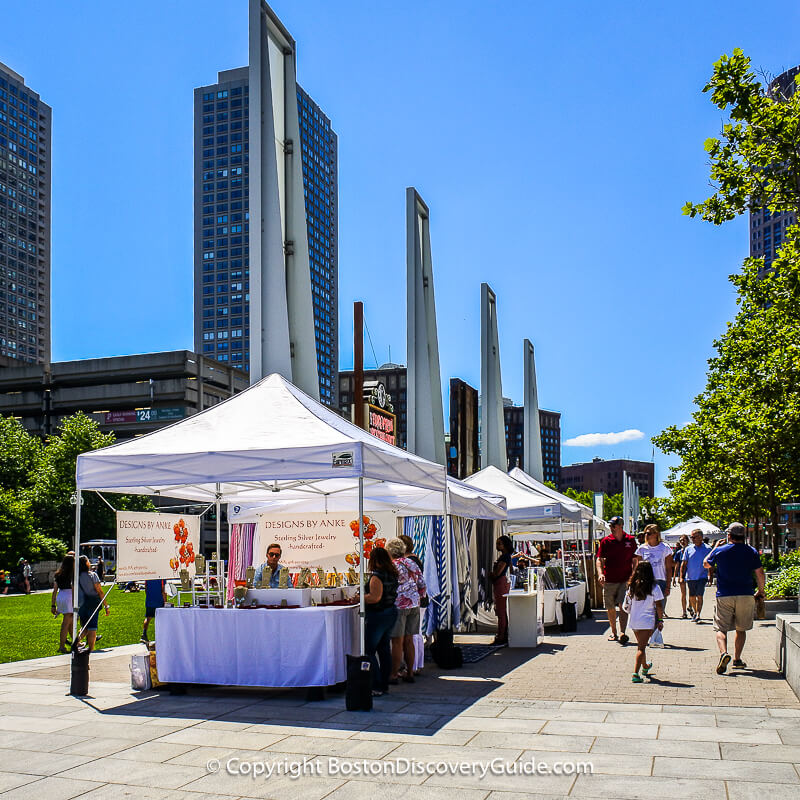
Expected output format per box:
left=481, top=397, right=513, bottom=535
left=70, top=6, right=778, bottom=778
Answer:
left=595, top=516, right=637, bottom=644
left=672, top=534, right=690, bottom=618
left=51, top=554, right=75, bottom=653
left=681, top=529, right=711, bottom=621
left=633, top=524, right=673, bottom=603
left=19, top=558, right=32, bottom=593
left=704, top=523, right=766, bottom=674
left=141, top=578, right=166, bottom=644
left=623, top=560, right=664, bottom=682
left=77, top=555, right=110, bottom=651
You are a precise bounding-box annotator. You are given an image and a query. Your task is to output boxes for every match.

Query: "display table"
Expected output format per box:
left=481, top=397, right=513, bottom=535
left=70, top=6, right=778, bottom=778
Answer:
left=506, top=590, right=538, bottom=648
left=541, top=582, right=586, bottom=626
left=155, top=605, right=359, bottom=687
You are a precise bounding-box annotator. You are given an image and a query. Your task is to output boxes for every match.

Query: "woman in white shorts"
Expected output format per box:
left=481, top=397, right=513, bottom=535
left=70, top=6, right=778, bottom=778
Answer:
left=50, top=554, right=74, bottom=653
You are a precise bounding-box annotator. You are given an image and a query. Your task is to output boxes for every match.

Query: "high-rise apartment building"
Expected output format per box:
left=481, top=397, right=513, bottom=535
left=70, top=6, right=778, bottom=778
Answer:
left=749, top=65, right=799, bottom=270
left=193, top=68, right=338, bottom=406
left=0, top=62, right=51, bottom=365
left=503, top=400, right=561, bottom=485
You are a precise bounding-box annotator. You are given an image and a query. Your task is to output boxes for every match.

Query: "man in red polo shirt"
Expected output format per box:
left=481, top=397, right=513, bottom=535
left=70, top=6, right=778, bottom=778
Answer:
left=596, top=516, right=637, bottom=644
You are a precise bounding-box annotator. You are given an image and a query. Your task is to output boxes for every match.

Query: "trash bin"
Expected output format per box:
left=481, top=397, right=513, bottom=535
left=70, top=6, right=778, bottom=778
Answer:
left=345, top=653, right=372, bottom=711
left=560, top=600, right=577, bottom=633
left=70, top=646, right=90, bottom=696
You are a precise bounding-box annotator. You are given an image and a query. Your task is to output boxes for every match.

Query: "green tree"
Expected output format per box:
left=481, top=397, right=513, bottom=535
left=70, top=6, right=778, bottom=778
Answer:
left=32, top=413, right=153, bottom=548
left=0, top=416, right=42, bottom=491
left=683, top=48, right=800, bottom=223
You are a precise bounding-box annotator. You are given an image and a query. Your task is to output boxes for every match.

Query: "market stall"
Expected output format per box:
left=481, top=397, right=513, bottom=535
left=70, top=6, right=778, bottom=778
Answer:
left=74, top=373, right=450, bottom=689
left=661, top=516, right=720, bottom=544
left=465, top=467, right=591, bottom=627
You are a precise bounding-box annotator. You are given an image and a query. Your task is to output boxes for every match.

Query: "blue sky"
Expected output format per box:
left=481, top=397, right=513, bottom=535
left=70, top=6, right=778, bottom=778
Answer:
left=3, top=1, right=799, bottom=494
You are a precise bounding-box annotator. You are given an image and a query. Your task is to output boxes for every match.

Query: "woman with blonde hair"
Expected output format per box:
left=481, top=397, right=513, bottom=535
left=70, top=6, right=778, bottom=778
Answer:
left=632, top=524, right=674, bottom=606
left=385, top=537, right=426, bottom=684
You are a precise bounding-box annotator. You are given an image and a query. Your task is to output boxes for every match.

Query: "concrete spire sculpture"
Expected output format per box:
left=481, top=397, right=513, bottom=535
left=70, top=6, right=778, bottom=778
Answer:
left=523, top=338, right=544, bottom=481
left=480, top=283, right=507, bottom=470
left=248, top=0, right=319, bottom=398
left=406, top=188, right=445, bottom=464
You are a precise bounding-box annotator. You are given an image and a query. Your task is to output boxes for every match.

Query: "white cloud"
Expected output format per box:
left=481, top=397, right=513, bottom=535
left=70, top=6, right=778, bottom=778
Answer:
left=564, top=429, right=645, bottom=447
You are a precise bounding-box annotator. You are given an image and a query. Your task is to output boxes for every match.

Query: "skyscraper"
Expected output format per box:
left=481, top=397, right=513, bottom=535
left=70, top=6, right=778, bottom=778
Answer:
left=749, top=65, right=799, bottom=270
left=193, top=69, right=338, bottom=406
left=0, top=62, right=51, bottom=365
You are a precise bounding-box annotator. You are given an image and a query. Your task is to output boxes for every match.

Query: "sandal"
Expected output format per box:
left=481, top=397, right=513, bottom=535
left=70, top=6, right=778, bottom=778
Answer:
left=371, top=689, right=384, bottom=697
left=402, top=675, right=415, bottom=683
left=642, top=662, right=652, bottom=676
left=607, top=634, right=619, bottom=641
left=631, top=673, right=643, bottom=683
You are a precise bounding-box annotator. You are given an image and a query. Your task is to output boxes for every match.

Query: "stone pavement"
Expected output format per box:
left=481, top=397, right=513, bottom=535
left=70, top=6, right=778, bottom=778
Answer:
left=0, top=586, right=798, bottom=799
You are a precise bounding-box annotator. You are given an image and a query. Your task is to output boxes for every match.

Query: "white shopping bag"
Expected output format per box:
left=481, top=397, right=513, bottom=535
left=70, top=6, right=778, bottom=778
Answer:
left=650, top=628, right=664, bottom=648
left=130, top=654, right=152, bottom=690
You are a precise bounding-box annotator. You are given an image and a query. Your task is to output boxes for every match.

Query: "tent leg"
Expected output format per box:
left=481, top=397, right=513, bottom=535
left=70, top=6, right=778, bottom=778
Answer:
left=358, top=477, right=365, bottom=655
left=443, top=486, right=451, bottom=629
left=215, top=484, right=222, bottom=605
left=559, top=516, right=566, bottom=591
left=72, top=490, right=82, bottom=646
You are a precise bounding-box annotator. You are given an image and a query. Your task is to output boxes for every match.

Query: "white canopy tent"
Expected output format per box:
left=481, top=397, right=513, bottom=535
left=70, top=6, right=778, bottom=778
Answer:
left=228, top=476, right=507, bottom=521
left=74, top=373, right=451, bottom=652
left=661, top=516, right=721, bottom=544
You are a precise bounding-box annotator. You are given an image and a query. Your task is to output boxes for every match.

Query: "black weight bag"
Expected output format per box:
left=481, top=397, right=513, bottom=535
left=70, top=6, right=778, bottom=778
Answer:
left=430, top=628, right=463, bottom=669
left=345, top=654, right=373, bottom=711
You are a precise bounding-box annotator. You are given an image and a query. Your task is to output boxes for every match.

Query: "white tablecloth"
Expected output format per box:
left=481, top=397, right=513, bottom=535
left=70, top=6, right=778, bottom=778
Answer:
left=155, top=605, right=359, bottom=687
left=541, top=583, right=586, bottom=625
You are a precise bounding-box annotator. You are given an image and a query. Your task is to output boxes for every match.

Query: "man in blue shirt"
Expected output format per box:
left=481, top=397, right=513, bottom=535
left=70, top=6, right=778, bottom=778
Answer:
left=254, top=543, right=287, bottom=588
left=680, top=529, right=712, bottom=621
left=142, top=578, right=167, bottom=644
left=705, top=523, right=765, bottom=674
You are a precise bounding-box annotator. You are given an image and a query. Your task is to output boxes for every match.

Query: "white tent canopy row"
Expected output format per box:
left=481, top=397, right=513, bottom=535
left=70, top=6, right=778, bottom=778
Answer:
left=661, top=516, right=721, bottom=544
left=229, top=476, right=507, bottom=522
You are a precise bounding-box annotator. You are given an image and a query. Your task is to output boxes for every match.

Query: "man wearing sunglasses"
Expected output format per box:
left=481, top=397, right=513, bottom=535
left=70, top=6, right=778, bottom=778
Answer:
left=254, top=543, right=287, bottom=588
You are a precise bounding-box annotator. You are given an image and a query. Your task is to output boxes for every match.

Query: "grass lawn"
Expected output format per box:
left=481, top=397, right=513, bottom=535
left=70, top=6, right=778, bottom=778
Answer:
left=0, top=586, right=154, bottom=663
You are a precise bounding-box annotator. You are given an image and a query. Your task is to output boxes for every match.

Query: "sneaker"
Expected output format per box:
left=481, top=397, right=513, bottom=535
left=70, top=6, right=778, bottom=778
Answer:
left=631, top=673, right=643, bottom=683
left=716, top=653, right=732, bottom=674
left=732, top=659, right=747, bottom=669
left=619, top=633, right=629, bottom=645
left=139, top=635, right=149, bottom=645
left=642, top=662, right=653, bottom=676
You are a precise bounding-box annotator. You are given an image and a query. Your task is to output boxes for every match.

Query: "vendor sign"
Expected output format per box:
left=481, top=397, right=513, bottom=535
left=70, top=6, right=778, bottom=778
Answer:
left=253, top=511, right=396, bottom=572
left=116, top=511, right=201, bottom=581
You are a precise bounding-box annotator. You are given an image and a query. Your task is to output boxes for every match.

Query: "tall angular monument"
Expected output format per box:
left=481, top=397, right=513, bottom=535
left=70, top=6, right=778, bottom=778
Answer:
left=523, top=338, right=544, bottom=481
left=248, top=0, right=319, bottom=397
left=480, top=284, right=507, bottom=470
left=406, top=188, right=445, bottom=464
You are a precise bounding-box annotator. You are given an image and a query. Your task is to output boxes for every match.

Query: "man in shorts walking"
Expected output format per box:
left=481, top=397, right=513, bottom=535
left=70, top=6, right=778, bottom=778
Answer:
left=704, top=522, right=765, bottom=674
left=596, top=516, right=637, bottom=644
left=681, top=529, right=711, bottom=621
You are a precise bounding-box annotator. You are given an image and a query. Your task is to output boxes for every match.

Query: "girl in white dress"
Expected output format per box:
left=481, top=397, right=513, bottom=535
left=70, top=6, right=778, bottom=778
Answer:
left=623, top=560, right=664, bottom=683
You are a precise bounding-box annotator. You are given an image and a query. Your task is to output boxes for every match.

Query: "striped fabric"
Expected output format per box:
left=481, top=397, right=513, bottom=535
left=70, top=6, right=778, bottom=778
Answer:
left=225, top=522, right=257, bottom=603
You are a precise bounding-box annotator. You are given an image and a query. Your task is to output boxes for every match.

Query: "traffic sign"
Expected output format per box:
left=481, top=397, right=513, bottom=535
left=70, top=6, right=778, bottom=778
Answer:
left=780, top=503, right=800, bottom=511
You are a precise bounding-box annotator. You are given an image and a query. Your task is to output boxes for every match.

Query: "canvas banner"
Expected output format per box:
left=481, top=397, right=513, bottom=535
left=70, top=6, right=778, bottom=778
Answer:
left=116, top=511, right=201, bottom=582
left=252, top=511, right=397, bottom=572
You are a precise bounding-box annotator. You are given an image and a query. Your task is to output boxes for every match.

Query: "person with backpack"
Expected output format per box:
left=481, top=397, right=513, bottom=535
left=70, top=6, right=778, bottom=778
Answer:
left=623, top=560, right=665, bottom=683
left=77, top=555, right=110, bottom=651
left=363, top=547, right=398, bottom=697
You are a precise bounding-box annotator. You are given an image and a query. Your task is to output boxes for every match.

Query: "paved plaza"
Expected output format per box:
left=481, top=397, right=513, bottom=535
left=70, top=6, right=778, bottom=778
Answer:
left=1, top=588, right=798, bottom=799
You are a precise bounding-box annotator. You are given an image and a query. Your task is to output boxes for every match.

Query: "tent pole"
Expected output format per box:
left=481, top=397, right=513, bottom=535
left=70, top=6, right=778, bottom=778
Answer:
left=559, top=515, right=566, bottom=591
left=443, top=479, right=451, bottom=629
left=215, top=483, right=222, bottom=604
left=358, top=476, right=365, bottom=654
left=72, top=489, right=82, bottom=646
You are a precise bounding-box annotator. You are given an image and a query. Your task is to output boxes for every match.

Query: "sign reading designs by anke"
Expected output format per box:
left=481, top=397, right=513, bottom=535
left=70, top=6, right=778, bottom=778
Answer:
left=252, top=511, right=396, bottom=572
left=116, top=511, right=201, bottom=581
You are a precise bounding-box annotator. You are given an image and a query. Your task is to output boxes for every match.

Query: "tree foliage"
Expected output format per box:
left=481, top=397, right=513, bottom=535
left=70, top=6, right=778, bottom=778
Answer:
left=660, top=49, right=800, bottom=546
left=0, top=413, right=153, bottom=567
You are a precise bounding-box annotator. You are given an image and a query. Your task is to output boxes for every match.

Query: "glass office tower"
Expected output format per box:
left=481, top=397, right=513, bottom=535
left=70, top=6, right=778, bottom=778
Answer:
left=0, top=62, right=51, bottom=365
left=193, top=68, right=338, bottom=406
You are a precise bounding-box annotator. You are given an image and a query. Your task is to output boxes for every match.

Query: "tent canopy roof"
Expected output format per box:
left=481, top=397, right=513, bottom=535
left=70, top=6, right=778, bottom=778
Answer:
left=464, top=466, right=582, bottom=524
left=662, top=516, right=721, bottom=543
left=76, top=373, right=446, bottom=501
left=229, top=475, right=507, bottom=522
left=508, top=467, right=593, bottom=520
